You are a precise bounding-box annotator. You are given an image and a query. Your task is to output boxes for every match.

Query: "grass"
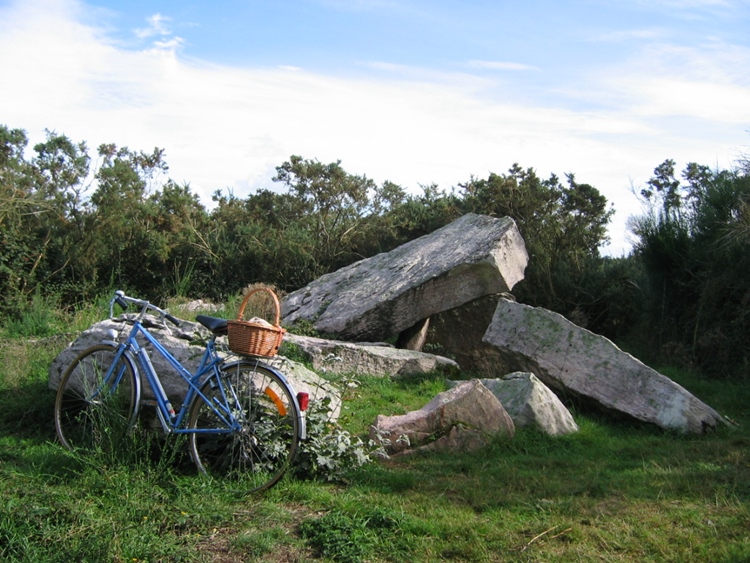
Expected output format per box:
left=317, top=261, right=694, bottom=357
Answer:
left=1, top=300, right=749, bottom=562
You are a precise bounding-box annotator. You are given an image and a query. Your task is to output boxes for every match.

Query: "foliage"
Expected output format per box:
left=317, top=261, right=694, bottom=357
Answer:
left=459, top=165, right=614, bottom=324
left=629, top=158, right=750, bottom=376
left=5, top=120, right=750, bottom=379
left=1, top=123, right=617, bottom=332
left=293, top=397, right=375, bottom=483
left=299, top=506, right=410, bottom=563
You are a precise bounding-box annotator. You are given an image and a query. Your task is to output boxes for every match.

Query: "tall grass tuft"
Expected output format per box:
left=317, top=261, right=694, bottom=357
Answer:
left=4, top=291, right=65, bottom=338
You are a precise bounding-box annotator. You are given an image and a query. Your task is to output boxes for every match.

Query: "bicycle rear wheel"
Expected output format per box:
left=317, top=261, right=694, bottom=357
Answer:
left=54, top=344, right=139, bottom=453
left=187, top=361, right=300, bottom=493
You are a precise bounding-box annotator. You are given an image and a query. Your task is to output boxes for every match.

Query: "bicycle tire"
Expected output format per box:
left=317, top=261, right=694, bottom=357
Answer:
left=187, top=361, right=300, bottom=493
left=54, top=344, right=139, bottom=453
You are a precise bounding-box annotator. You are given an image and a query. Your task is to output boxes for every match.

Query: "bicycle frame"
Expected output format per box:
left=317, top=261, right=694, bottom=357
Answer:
left=106, top=319, right=242, bottom=436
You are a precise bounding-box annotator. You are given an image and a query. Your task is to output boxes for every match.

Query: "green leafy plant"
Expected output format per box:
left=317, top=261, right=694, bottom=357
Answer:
left=293, top=397, right=376, bottom=482
left=299, top=506, right=409, bottom=563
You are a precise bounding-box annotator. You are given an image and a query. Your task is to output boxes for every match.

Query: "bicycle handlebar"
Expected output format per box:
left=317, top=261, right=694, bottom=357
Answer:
left=110, top=290, right=181, bottom=326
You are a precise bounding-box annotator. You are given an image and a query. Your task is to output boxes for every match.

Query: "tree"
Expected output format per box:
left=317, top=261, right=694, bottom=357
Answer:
left=272, top=155, right=377, bottom=275
left=630, top=159, right=750, bottom=377
left=0, top=126, right=38, bottom=312
left=458, top=164, right=613, bottom=320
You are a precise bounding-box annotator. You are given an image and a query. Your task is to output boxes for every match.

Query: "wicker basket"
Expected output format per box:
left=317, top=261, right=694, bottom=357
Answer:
left=227, top=287, right=285, bottom=357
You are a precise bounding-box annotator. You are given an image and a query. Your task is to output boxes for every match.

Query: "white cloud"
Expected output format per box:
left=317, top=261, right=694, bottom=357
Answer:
left=467, top=60, right=538, bottom=71
left=1, top=0, right=748, bottom=257
left=591, top=41, right=750, bottom=123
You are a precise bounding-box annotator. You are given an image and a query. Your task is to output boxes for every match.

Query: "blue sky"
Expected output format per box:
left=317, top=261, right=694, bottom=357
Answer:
left=2, top=0, right=749, bottom=255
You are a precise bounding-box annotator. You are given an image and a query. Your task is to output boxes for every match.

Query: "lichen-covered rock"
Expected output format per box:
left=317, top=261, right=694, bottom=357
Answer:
left=282, top=333, right=458, bottom=378
left=281, top=213, right=528, bottom=342
left=474, top=372, right=579, bottom=435
left=49, top=316, right=340, bottom=412
left=48, top=315, right=205, bottom=401
left=483, top=299, right=726, bottom=433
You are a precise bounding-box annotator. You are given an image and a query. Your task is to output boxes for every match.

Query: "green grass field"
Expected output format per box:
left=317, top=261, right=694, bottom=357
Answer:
left=1, top=310, right=748, bottom=562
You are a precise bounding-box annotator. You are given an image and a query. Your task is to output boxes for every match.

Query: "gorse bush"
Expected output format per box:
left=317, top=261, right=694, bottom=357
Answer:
left=630, top=159, right=750, bottom=377
left=0, top=124, right=613, bottom=318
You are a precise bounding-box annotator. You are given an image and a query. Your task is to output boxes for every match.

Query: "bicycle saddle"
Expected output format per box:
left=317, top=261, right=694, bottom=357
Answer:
left=196, top=315, right=228, bottom=335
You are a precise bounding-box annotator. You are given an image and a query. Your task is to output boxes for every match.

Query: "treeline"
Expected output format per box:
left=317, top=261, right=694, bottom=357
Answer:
left=2, top=125, right=749, bottom=378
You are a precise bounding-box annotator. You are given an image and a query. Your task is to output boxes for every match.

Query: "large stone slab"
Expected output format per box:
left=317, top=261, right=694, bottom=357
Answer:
left=282, top=333, right=458, bottom=378
left=281, top=213, right=528, bottom=342
left=426, top=294, right=516, bottom=376
left=483, top=299, right=726, bottom=433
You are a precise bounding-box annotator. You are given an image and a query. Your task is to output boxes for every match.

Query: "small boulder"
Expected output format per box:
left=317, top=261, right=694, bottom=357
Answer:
left=471, top=372, right=578, bottom=435
left=48, top=315, right=204, bottom=401
left=370, top=379, right=514, bottom=456
left=49, top=316, right=340, bottom=411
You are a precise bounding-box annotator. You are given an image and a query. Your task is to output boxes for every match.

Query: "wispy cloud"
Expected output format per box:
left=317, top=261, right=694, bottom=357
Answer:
left=134, top=13, right=184, bottom=52
left=135, top=13, right=172, bottom=38
left=467, top=60, right=538, bottom=71
left=591, top=40, right=750, bottom=122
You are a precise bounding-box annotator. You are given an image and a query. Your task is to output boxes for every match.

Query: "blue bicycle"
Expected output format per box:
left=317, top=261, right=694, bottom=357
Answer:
left=54, top=290, right=308, bottom=493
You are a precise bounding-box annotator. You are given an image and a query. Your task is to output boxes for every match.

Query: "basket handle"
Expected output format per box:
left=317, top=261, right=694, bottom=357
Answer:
left=236, top=287, right=281, bottom=326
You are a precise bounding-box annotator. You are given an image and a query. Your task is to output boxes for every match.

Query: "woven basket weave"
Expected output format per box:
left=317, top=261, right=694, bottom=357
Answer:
left=227, top=287, right=285, bottom=357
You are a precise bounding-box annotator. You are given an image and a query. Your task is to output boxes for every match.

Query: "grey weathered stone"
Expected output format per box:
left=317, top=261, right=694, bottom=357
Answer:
left=472, top=372, right=579, bottom=435
left=426, top=294, right=515, bottom=377
left=48, top=315, right=205, bottom=401
left=174, top=299, right=225, bottom=313
left=281, top=213, right=528, bottom=342
left=483, top=299, right=726, bottom=433
left=274, top=358, right=342, bottom=422
left=283, top=333, right=458, bottom=378
left=370, top=379, right=515, bottom=456
left=48, top=316, right=340, bottom=414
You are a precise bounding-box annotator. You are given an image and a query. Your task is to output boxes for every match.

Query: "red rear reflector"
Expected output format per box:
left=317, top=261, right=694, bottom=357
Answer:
left=297, top=392, right=309, bottom=411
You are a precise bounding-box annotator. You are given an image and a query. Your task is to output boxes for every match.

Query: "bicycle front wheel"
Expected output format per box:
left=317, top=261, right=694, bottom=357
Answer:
left=54, top=344, right=139, bottom=453
left=187, top=361, right=300, bottom=493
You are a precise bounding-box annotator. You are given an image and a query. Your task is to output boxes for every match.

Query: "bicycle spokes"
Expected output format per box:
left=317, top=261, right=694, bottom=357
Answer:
left=187, top=362, right=300, bottom=493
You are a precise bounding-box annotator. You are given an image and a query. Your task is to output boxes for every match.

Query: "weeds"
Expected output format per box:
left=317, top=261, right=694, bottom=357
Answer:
left=300, top=506, right=410, bottom=563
